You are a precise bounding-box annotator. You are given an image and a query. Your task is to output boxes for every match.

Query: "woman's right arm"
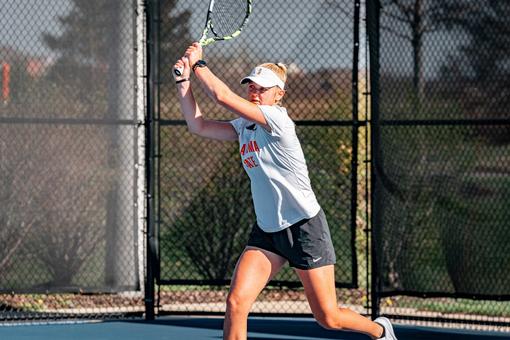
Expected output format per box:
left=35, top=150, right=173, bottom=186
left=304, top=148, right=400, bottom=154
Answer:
left=174, top=57, right=238, bottom=141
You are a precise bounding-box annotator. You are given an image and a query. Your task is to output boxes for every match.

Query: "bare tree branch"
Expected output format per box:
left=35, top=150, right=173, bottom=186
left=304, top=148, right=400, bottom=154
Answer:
left=381, top=8, right=411, bottom=24
left=380, top=23, right=412, bottom=41
left=389, top=0, right=414, bottom=22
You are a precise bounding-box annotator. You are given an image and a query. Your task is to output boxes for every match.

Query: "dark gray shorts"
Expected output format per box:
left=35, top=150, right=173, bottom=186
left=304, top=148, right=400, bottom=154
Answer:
left=246, top=209, right=336, bottom=270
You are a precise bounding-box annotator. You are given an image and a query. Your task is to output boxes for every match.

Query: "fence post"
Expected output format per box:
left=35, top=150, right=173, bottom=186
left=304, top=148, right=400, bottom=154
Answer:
left=144, top=0, right=160, bottom=321
left=366, top=0, right=381, bottom=320
left=349, top=0, right=361, bottom=290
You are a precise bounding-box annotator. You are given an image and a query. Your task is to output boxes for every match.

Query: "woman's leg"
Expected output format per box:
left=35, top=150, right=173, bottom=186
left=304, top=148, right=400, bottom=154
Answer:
left=295, top=265, right=384, bottom=339
left=224, top=247, right=286, bottom=340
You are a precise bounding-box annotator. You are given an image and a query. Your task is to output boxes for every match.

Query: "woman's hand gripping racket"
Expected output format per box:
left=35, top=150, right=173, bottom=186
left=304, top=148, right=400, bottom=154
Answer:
left=174, top=0, right=252, bottom=76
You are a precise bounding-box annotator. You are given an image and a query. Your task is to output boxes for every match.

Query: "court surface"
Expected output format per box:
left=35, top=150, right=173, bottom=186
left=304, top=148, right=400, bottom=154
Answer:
left=1, top=316, right=509, bottom=339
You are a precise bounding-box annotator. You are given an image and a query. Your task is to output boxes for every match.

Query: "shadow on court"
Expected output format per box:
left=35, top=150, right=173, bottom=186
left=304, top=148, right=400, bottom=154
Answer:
left=136, top=316, right=510, bottom=340
left=141, top=317, right=369, bottom=339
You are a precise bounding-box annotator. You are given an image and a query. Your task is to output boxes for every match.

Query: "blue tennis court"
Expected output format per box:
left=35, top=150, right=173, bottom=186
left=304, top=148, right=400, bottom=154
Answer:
left=1, top=317, right=509, bottom=340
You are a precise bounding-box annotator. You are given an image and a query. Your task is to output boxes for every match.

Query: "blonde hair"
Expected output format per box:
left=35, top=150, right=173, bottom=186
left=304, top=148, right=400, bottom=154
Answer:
left=259, top=63, right=287, bottom=84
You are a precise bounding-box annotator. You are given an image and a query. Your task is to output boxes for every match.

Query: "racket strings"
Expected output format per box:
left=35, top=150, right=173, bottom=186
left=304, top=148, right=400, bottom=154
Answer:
left=210, top=0, right=248, bottom=37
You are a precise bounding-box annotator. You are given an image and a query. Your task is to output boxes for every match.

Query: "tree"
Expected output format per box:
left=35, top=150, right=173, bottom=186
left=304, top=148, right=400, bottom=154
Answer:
left=160, top=0, right=192, bottom=84
left=43, top=0, right=192, bottom=99
left=380, top=0, right=450, bottom=110
left=437, top=0, right=510, bottom=144
left=39, top=0, right=144, bottom=289
left=42, top=1, right=120, bottom=98
left=433, top=0, right=510, bottom=295
left=27, top=129, right=114, bottom=288
left=0, top=128, right=42, bottom=278
left=0, top=125, right=112, bottom=289
left=164, top=149, right=253, bottom=281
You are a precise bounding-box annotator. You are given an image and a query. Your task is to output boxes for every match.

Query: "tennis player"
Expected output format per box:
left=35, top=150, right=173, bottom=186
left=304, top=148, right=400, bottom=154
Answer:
left=173, top=42, right=397, bottom=340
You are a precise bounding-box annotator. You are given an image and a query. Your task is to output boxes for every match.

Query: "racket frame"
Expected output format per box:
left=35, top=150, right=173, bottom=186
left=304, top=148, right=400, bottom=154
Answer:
left=174, top=0, right=252, bottom=76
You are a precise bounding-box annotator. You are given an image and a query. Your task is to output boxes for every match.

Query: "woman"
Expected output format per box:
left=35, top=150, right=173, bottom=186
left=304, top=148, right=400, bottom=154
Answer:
left=173, top=42, right=397, bottom=340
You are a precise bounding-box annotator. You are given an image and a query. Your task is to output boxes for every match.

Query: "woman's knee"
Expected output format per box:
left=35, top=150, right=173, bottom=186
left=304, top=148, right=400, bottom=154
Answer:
left=314, top=309, right=343, bottom=330
left=225, top=291, right=252, bottom=316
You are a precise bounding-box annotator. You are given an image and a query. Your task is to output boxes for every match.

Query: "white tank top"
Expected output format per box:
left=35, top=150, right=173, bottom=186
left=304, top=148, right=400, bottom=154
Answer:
left=230, top=105, right=321, bottom=232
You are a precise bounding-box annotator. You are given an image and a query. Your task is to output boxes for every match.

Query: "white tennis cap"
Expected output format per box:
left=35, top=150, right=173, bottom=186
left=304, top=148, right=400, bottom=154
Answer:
left=240, top=67, right=285, bottom=90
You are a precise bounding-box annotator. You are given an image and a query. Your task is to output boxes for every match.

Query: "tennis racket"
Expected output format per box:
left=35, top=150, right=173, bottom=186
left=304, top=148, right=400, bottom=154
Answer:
left=174, top=0, right=252, bottom=76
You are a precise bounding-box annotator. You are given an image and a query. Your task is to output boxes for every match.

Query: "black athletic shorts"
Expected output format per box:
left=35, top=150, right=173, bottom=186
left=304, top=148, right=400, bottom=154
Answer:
left=246, top=209, right=336, bottom=270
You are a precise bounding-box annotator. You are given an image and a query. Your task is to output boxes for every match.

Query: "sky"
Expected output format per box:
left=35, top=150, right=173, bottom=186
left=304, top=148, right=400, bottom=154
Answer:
left=0, top=0, right=71, bottom=60
left=173, top=0, right=366, bottom=72
left=379, top=8, right=470, bottom=79
left=0, top=0, right=364, bottom=72
left=0, top=0, right=466, bottom=78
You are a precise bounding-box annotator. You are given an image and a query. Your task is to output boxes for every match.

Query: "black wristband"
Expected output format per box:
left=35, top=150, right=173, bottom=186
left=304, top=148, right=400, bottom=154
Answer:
left=175, top=78, right=189, bottom=84
left=192, top=60, right=207, bottom=72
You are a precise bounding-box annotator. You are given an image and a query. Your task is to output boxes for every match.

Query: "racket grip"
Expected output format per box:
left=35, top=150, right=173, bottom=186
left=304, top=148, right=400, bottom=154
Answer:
left=174, top=66, right=184, bottom=76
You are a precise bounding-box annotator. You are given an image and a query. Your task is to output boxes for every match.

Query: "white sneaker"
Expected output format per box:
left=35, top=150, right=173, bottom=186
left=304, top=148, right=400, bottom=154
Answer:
left=374, top=316, right=397, bottom=340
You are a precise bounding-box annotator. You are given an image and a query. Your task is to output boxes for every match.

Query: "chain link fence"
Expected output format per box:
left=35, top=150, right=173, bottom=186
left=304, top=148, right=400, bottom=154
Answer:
left=0, top=0, right=146, bottom=322
left=1, top=0, right=509, bottom=332
left=372, top=0, right=510, bottom=331
left=156, top=0, right=370, bottom=315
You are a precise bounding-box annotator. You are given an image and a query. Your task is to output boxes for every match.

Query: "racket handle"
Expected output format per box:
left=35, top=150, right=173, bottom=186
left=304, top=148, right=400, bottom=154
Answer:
left=174, top=66, right=184, bottom=76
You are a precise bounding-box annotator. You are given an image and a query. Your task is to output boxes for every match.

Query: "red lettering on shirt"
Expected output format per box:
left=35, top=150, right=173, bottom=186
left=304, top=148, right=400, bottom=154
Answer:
left=243, top=156, right=258, bottom=169
left=240, top=140, right=260, bottom=157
